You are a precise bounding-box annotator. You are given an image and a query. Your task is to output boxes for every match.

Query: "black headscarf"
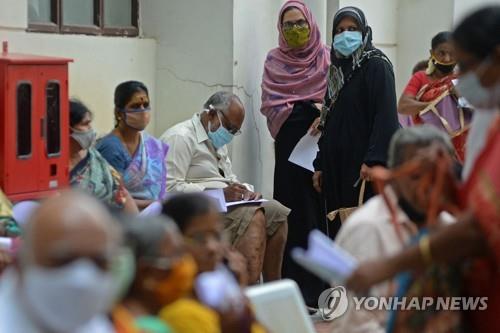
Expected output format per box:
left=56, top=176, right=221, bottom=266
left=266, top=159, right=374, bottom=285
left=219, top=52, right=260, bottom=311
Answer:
left=319, top=6, right=393, bottom=129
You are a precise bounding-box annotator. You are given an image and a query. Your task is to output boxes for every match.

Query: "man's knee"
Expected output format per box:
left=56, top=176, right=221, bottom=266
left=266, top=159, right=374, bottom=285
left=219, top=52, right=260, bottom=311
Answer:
left=275, top=220, right=288, bottom=240
left=251, top=209, right=266, bottom=229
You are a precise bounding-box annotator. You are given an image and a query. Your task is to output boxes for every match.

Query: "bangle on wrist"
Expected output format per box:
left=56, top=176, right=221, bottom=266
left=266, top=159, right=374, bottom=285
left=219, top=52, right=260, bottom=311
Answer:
left=419, top=235, right=433, bottom=265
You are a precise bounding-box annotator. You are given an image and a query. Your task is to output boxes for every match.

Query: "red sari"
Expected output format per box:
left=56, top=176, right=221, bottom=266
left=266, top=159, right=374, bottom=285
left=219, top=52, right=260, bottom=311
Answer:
left=461, top=113, right=500, bottom=332
left=414, top=74, right=473, bottom=162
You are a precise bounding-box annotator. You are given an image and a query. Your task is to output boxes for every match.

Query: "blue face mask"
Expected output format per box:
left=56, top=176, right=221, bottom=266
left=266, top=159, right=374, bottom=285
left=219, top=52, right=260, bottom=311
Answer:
left=333, top=31, right=363, bottom=57
left=207, top=112, right=234, bottom=150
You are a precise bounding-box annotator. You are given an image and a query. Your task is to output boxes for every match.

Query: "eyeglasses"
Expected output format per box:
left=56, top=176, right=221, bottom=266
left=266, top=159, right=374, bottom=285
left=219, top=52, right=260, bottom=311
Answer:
left=216, top=110, right=242, bottom=136
left=183, top=230, right=226, bottom=246
left=282, top=19, right=308, bottom=30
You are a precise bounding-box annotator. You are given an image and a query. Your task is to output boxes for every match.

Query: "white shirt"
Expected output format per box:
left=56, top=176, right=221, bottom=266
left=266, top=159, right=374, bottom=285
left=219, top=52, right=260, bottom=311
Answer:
left=160, top=113, right=253, bottom=193
left=0, top=269, right=114, bottom=333
left=334, top=187, right=455, bottom=333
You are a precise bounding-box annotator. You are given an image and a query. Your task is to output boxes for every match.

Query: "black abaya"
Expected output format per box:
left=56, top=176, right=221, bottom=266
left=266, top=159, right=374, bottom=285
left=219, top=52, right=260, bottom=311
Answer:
left=274, top=101, right=328, bottom=307
left=315, top=56, right=400, bottom=238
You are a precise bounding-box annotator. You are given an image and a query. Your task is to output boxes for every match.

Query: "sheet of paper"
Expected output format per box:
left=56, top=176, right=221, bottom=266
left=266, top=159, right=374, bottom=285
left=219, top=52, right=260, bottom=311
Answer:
left=292, top=230, right=358, bottom=284
left=288, top=133, right=320, bottom=172
left=195, top=265, right=243, bottom=311
left=203, top=189, right=228, bottom=213
left=226, top=198, right=268, bottom=208
left=452, top=79, right=474, bottom=108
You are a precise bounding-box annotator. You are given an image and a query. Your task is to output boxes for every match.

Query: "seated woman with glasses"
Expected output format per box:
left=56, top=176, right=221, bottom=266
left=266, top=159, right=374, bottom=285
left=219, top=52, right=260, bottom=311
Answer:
left=161, top=193, right=266, bottom=333
left=97, top=81, right=169, bottom=210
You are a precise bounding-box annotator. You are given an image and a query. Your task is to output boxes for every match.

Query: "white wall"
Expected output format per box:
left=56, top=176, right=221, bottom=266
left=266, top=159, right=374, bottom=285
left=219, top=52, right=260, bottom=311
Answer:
left=453, top=0, right=500, bottom=23
left=231, top=0, right=285, bottom=196
left=396, top=0, right=455, bottom=96
left=141, top=0, right=234, bottom=137
left=0, top=0, right=157, bottom=135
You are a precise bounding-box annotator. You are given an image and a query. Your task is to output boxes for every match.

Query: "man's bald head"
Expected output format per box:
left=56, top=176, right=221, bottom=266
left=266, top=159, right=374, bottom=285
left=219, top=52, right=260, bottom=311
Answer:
left=20, top=191, right=120, bottom=269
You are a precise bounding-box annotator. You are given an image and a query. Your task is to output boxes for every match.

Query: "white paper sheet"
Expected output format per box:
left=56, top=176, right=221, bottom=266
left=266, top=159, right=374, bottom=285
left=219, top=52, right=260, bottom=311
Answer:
left=292, top=230, right=358, bottom=284
left=203, top=189, right=228, bottom=213
left=195, top=265, right=244, bottom=312
left=226, top=198, right=268, bottom=208
left=452, top=79, right=474, bottom=108
left=288, top=133, right=320, bottom=172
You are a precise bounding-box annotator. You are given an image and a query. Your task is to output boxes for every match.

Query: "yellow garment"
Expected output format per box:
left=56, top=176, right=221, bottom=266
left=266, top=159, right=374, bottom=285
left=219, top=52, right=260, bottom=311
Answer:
left=160, top=298, right=220, bottom=333
left=159, top=298, right=266, bottom=333
left=0, top=190, right=13, bottom=219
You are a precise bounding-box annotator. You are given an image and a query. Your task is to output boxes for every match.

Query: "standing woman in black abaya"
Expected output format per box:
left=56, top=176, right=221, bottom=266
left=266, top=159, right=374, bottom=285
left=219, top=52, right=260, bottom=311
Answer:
left=313, top=7, right=400, bottom=238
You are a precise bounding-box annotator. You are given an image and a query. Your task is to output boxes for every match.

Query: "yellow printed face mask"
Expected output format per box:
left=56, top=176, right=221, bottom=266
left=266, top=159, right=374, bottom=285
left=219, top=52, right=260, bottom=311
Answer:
left=283, top=26, right=310, bottom=49
left=154, top=254, right=197, bottom=305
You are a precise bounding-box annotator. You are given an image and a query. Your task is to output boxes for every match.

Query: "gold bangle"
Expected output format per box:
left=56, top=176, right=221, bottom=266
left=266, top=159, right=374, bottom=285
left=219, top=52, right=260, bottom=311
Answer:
left=419, top=235, right=432, bottom=265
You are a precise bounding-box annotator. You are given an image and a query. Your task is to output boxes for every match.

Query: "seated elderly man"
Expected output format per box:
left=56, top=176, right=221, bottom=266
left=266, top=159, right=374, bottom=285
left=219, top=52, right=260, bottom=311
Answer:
left=161, top=91, right=289, bottom=283
left=332, top=125, right=457, bottom=333
left=0, top=191, right=120, bottom=333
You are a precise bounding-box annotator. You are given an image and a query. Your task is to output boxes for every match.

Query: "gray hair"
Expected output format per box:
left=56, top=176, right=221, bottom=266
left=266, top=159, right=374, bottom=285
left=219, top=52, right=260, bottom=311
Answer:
left=203, top=91, right=242, bottom=113
left=388, top=125, right=454, bottom=168
left=123, top=215, right=181, bottom=260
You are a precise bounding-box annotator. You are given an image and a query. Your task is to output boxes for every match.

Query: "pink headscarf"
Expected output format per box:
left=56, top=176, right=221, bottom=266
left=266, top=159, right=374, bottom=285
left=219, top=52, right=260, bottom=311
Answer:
left=261, top=0, right=330, bottom=139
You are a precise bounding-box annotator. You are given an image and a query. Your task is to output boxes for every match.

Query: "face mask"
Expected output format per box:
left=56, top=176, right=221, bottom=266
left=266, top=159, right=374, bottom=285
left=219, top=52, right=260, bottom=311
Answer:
left=434, top=61, right=456, bottom=74
left=333, top=31, right=363, bottom=57
left=398, top=196, right=426, bottom=224
left=154, top=254, right=197, bottom=305
left=456, top=60, right=500, bottom=109
left=71, top=128, right=96, bottom=150
left=110, top=248, right=136, bottom=303
left=207, top=112, right=234, bottom=150
left=120, top=108, right=151, bottom=131
left=283, top=26, right=310, bottom=49
left=22, top=259, right=114, bottom=333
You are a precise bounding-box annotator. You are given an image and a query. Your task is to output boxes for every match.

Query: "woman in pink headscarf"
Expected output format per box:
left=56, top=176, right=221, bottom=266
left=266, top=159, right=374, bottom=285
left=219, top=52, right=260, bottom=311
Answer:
left=260, top=0, right=330, bottom=310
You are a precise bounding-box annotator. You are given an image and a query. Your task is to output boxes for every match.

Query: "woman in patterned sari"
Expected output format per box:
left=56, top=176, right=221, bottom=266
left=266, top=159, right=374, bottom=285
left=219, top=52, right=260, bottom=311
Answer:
left=97, top=81, right=169, bottom=210
left=398, top=32, right=473, bottom=162
left=346, top=6, right=500, bottom=332
left=69, top=100, right=138, bottom=214
left=0, top=190, right=20, bottom=237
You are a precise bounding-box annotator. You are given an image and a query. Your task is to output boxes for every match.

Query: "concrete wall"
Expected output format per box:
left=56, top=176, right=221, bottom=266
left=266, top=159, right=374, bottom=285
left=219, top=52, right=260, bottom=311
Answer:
left=396, top=0, right=455, bottom=96
left=141, top=0, right=234, bottom=137
left=453, top=0, right=500, bottom=23
left=0, top=0, right=157, bottom=135
left=231, top=0, right=285, bottom=196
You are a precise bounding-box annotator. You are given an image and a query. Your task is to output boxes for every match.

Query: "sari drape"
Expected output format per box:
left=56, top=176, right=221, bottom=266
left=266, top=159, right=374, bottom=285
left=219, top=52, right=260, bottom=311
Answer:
left=122, top=132, right=169, bottom=201
left=413, top=74, right=473, bottom=162
left=70, top=148, right=126, bottom=210
left=461, top=114, right=500, bottom=332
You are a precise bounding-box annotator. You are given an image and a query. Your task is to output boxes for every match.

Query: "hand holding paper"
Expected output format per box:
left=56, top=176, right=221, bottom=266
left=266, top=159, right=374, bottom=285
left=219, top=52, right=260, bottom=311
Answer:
left=292, top=230, right=358, bottom=284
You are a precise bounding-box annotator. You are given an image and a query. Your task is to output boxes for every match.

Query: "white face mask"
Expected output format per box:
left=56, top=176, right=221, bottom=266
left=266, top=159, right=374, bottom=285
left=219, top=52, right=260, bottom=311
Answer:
left=70, top=127, right=97, bottom=150
left=456, top=59, right=500, bottom=109
left=22, top=259, right=114, bottom=333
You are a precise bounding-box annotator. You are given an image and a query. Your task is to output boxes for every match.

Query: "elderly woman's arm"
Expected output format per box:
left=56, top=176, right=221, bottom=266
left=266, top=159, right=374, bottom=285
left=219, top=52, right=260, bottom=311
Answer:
left=346, top=211, right=489, bottom=293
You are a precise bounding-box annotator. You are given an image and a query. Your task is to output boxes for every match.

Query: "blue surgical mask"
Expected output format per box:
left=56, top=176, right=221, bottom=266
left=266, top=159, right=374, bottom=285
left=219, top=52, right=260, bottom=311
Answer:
left=207, top=112, right=234, bottom=150
left=333, top=31, right=363, bottom=57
